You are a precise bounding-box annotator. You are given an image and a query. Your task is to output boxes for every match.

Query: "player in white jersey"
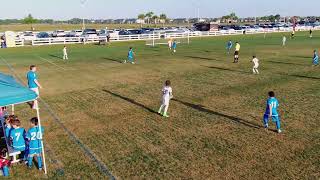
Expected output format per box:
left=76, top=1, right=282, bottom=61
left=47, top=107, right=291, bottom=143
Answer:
left=251, top=56, right=259, bottom=74
left=282, top=36, right=286, bottom=47
left=63, top=46, right=68, bottom=60
left=158, top=80, right=173, bottom=118
left=168, top=39, right=173, bottom=50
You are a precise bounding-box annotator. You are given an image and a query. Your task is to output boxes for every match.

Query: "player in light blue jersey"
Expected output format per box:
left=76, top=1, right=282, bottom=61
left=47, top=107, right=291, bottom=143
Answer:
left=26, top=117, right=44, bottom=170
left=226, top=40, right=233, bottom=54
left=172, top=40, right=177, bottom=53
left=313, top=50, right=319, bottom=66
left=9, top=119, right=27, bottom=157
left=263, top=91, right=281, bottom=133
left=124, top=47, right=135, bottom=64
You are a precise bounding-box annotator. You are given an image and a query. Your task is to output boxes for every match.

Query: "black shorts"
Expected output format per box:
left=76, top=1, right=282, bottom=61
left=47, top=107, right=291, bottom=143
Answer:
left=234, top=51, right=239, bottom=56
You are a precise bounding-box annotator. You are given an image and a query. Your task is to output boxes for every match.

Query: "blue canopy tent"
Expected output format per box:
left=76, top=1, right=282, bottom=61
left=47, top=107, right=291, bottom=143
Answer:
left=0, top=73, right=47, bottom=174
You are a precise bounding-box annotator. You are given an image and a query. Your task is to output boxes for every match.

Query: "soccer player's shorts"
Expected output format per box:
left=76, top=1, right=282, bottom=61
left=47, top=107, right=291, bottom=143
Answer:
left=28, top=148, right=42, bottom=156
left=234, top=51, right=239, bottom=56
left=254, top=64, right=259, bottom=69
left=30, top=88, right=39, bottom=95
left=263, top=114, right=280, bottom=123
left=162, top=97, right=170, bottom=106
left=128, top=57, right=133, bottom=62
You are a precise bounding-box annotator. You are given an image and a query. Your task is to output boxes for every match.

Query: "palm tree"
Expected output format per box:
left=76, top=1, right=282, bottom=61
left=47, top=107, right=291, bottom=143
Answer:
left=152, top=15, right=159, bottom=24
left=145, top=11, right=154, bottom=24
left=159, top=13, right=167, bottom=26
left=138, top=14, right=145, bottom=27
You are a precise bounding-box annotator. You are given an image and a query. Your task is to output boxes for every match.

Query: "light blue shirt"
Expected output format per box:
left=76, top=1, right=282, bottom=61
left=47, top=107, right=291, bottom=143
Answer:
left=27, top=71, right=38, bottom=88
left=265, top=97, right=279, bottom=116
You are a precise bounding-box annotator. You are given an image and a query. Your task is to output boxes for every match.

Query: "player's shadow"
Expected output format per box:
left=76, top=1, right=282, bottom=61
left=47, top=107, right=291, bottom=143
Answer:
left=172, top=98, right=262, bottom=129
left=201, top=65, right=250, bottom=74
left=184, top=55, right=220, bottom=61
left=103, top=90, right=158, bottom=114
left=268, top=61, right=306, bottom=66
left=103, top=57, right=122, bottom=63
left=289, top=74, right=320, bottom=80
left=49, top=54, right=63, bottom=60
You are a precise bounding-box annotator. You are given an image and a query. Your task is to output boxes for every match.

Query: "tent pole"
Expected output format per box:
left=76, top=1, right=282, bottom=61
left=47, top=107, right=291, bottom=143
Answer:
left=36, top=100, right=48, bottom=174
left=11, top=105, right=14, bottom=115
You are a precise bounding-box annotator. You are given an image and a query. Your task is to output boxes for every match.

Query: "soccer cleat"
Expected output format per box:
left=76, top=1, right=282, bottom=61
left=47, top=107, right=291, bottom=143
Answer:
left=131, top=62, right=135, bottom=64
left=277, top=129, right=282, bottom=133
left=163, top=114, right=169, bottom=118
left=264, top=124, right=269, bottom=129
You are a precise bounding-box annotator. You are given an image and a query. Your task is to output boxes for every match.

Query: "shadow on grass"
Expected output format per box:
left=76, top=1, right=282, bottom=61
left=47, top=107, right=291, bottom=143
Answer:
left=172, top=98, right=262, bottom=129
left=288, top=55, right=310, bottom=59
left=289, top=74, right=320, bottom=80
left=201, top=65, right=250, bottom=74
left=184, top=55, right=220, bottom=61
left=103, top=90, right=158, bottom=114
left=103, top=57, right=122, bottom=63
left=49, top=54, right=63, bottom=60
left=267, top=61, right=306, bottom=66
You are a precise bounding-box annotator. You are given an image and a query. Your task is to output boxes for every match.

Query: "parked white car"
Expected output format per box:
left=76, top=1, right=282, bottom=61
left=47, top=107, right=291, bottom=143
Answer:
left=20, top=31, right=37, bottom=40
left=71, top=30, right=83, bottom=37
left=52, top=30, right=66, bottom=37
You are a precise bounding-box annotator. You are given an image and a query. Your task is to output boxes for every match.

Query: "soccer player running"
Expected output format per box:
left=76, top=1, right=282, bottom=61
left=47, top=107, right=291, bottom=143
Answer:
left=63, top=46, right=68, bottom=60
left=313, top=50, right=319, bottom=66
left=282, top=36, right=287, bottom=47
left=172, top=40, right=177, bottom=53
left=226, top=40, right=233, bottom=54
left=291, top=31, right=295, bottom=39
left=263, top=91, right=282, bottom=133
left=168, top=39, right=173, bottom=50
left=158, top=80, right=173, bottom=118
left=309, top=29, right=313, bottom=38
left=251, top=56, right=259, bottom=74
left=124, top=47, right=135, bottom=64
left=234, top=42, right=240, bottom=63
left=27, top=65, right=42, bottom=109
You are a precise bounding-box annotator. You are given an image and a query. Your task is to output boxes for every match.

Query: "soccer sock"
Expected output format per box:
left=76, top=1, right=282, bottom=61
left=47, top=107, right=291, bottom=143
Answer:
left=163, top=105, right=169, bottom=115
left=37, top=156, right=43, bottom=169
left=28, top=156, right=33, bottom=167
left=158, top=105, right=164, bottom=113
left=276, top=120, right=281, bottom=130
left=256, top=69, right=259, bottom=74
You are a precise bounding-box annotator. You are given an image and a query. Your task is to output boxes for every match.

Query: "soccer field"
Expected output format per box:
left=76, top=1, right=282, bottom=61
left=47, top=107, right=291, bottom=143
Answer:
left=0, top=31, right=319, bottom=179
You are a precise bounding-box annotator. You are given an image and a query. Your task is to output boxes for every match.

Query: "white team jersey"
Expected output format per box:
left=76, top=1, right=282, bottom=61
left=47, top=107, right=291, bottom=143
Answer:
left=162, top=86, right=172, bottom=98
left=252, top=58, right=259, bottom=67
left=63, top=48, right=67, bottom=54
left=282, top=37, right=286, bottom=42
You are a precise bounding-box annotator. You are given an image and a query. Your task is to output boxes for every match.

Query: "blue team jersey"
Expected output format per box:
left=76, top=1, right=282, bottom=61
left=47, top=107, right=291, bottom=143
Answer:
left=5, top=125, right=11, bottom=139
left=9, top=127, right=26, bottom=151
left=227, top=41, right=233, bottom=48
left=27, top=71, right=38, bottom=88
left=313, top=53, right=319, bottom=64
left=172, top=42, right=177, bottom=48
left=265, top=97, right=279, bottom=116
left=128, top=50, right=134, bottom=58
left=26, top=126, right=44, bottom=150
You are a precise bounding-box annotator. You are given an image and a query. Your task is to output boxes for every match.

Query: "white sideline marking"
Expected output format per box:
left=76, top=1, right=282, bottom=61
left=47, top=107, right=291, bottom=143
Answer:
left=37, top=56, right=68, bottom=71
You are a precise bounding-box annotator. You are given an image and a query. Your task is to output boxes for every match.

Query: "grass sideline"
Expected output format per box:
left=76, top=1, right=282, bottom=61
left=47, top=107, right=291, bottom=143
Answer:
left=0, top=31, right=319, bottom=179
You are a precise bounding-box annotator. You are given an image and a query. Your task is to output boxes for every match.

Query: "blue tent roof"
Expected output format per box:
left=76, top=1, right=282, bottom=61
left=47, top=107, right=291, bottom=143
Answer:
left=0, top=73, right=38, bottom=107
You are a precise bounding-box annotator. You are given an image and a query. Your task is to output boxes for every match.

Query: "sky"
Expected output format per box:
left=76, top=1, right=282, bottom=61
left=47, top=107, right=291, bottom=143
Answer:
left=0, top=0, right=319, bottom=20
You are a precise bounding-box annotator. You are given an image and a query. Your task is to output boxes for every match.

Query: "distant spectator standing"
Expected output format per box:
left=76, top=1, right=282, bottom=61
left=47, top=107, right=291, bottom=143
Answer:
left=309, top=29, right=313, bottom=38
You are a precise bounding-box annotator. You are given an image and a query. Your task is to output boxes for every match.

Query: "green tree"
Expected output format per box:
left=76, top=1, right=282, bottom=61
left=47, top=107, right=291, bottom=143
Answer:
left=23, top=14, right=38, bottom=30
left=138, top=14, right=145, bottom=27
left=145, top=11, right=154, bottom=24
left=152, top=15, right=159, bottom=24
left=159, top=13, right=167, bottom=26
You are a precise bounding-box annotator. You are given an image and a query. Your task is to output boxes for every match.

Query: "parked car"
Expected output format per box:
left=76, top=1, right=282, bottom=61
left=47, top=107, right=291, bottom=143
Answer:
left=52, top=30, right=66, bottom=37
left=21, top=31, right=36, bottom=40
left=36, top=32, right=50, bottom=38
left=118, top=30, right=131, bottom=36
left=71, top=30, right=83, bottom=37
left=98, top=29, right=110, bottom=37
left=81, top=29, right=98, bottom=39
left=128, top=29, right=142, bottom=35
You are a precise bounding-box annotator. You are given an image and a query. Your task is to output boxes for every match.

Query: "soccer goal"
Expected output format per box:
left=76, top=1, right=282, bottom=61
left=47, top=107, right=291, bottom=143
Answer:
left=146, top=31, right=190, bottom=47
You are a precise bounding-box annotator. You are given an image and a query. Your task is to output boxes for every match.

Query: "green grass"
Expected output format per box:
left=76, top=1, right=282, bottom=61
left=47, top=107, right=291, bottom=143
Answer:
left=0, top=31, right=319, bottom=179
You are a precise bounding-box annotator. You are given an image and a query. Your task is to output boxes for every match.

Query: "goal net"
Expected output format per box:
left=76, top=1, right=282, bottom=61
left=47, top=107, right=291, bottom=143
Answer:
left=146, top=32, right=190, bottom=46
